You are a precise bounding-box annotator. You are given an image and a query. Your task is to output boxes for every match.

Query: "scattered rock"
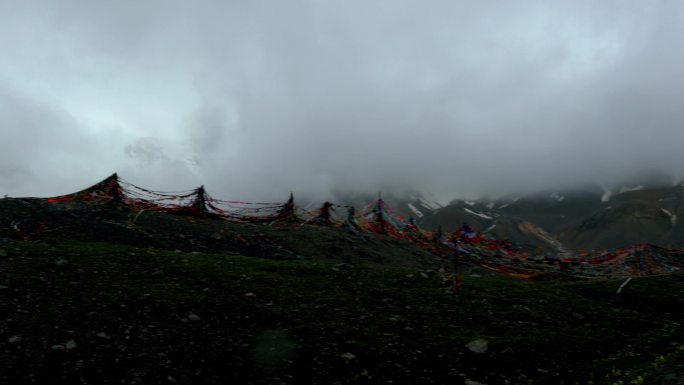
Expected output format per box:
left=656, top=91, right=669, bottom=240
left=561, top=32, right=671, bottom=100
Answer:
left=96, top=332, right=111, bottom=339
left=465, top=339, right=488, bottom=354
left=8, top=336, right=22, bottom=343
left=340, top=352, right=356, bottom=362
left=188, top=313, right=201, bottom=321
left=55, top=258, right=68, bottom=266
left=245, top=292, right=256, bottom=297
left=465, top=379, right=485, bottom=385
left=65, top=340, right=77, bottom=350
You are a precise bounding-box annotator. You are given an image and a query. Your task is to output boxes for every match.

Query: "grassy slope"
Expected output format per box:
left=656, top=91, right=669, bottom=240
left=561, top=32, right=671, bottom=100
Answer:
left=1, top=240, right=683, bottom=384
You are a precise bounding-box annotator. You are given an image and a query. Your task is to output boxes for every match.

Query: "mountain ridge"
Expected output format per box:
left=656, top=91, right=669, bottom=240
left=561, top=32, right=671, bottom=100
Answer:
left=416, top=183, right=684, bottom=250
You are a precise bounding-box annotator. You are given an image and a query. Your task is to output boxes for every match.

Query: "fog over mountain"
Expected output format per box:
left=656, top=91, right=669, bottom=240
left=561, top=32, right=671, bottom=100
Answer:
left=2, top=1, right=684, bottom=202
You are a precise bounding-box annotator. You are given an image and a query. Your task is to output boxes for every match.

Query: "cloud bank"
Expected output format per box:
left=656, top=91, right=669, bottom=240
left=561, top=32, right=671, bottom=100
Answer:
left=1, top=1, right=683, bottom=202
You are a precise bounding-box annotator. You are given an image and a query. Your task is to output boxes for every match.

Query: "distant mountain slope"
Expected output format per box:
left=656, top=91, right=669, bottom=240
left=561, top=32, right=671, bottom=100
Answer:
left=558, top=186, right=684, bottom=249
left=419, top=184, right=684, bottom=250
left=418, top=191, right=602, bottom=251
left=495, top=189, right=604, bottom=233
left=329, top=191, right=443, bottom=226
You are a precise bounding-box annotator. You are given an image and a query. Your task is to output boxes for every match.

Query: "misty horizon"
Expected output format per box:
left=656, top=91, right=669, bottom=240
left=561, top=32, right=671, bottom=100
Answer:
left=4, top=168, right=682, bottom=209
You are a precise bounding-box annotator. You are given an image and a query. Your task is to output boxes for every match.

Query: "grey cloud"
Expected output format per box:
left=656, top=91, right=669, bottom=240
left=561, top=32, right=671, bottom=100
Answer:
left=0, top=83, right=109, bottom=196
left=1, top=1, right=684, bottom=202
left=125, top=137, right=167, bottom=165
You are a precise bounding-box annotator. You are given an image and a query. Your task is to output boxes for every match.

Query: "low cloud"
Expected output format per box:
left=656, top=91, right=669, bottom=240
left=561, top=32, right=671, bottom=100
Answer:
left=2, top=1, right=684, bottom=203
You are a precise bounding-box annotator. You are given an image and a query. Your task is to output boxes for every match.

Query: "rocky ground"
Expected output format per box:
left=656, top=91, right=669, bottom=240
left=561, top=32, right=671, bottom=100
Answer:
left=1, top=199, right=683, bottom=384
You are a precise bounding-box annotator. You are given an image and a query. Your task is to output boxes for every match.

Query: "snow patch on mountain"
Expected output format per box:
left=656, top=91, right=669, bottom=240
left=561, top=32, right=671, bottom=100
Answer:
left=407, top=203, right=424, bottom=218
left=661, top=208, right=677, bottom=226
left=601, top=189, right=613, bottom=202
left=619, top=185, right=644, bottom=194
left=484, top=222, right=497, bottom=233
left=549, top=192, right=565, bottom=202
left=465, top=201, right=476, bottom=207
left=498, top=198, right=518, bottom=209
left=602, top=184, right=644, bottom=201
left=486, top=202, right=495, bottom=209
left=418, top=198, right=441, bottom=211
left=464, top=208, right=493, bottom=220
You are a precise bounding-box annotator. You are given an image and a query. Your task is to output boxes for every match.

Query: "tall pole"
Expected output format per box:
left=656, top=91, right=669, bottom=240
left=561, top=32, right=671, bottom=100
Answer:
left=192, top=185, right=208, bottom=214
left=375, top=192, right=386, bottom=233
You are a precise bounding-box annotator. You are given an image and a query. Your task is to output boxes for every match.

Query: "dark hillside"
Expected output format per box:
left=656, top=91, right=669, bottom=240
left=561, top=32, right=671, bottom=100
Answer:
left=1, top=195, right=683, bottom=383
left=1, top=240, right=683, bottom=384
left=0, top=198, right=440, bottom=269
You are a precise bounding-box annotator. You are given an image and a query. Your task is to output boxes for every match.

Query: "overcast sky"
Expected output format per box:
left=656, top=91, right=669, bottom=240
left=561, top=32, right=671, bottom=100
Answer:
left=1, top=0, right=684, bottom=202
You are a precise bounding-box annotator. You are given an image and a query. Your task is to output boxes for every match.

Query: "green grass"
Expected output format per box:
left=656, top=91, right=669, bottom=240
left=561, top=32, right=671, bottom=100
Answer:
left=1, top=240, right=683, bottom=384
